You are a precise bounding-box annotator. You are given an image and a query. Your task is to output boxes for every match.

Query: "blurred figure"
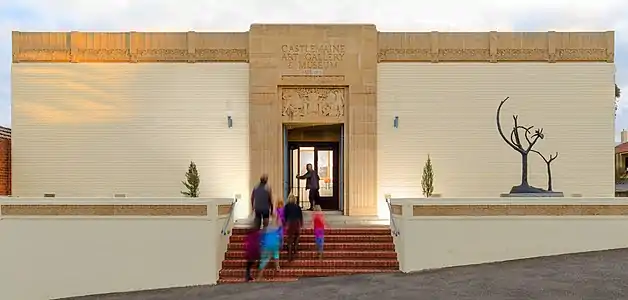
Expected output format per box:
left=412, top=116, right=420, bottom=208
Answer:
left=257, top=215, right=282, bottom=281
left=276, top=198, right=286, bottom=249
left=312, top=205, right=326, bottom=260
left=251, top=174, right=273, bottom=230
left=284, top=194, right=304, bottom=261
left=244, top=226, right=261, bottom=282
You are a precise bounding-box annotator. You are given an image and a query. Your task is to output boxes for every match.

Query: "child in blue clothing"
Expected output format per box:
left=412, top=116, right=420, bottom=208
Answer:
left=257, top=215, right=282, bottom=280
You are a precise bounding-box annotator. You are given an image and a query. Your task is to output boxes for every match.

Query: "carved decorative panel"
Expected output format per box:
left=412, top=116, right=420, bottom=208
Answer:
left=136, top=49, right=189, bottom=62
left=281, top=87, right=345, bottom=121
left=377, top=48, right=431, bottom=62
left=496, top=49, right=549, bottom=61
left=14, top=50, right=71, bottom=62
left=196, top=49, right=248, bottom=62
left=555, top=49, right=608, bottom=61
left=74, top=49, right=130, bottom=62
left=438, top=49, right=490, bottom=61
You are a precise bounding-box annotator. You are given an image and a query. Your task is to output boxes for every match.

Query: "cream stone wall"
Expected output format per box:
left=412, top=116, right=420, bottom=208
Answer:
left=391, top=198, right=628, bottom=273
left=378, top=63, right=615, bottom=208
left=0, top=198, right=234, bottom=300
left=12, top=64, right=250, bottom=215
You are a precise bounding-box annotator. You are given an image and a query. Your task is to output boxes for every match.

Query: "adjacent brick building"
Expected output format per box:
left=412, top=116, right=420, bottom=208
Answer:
left=0, top=126, right=11, bottom=196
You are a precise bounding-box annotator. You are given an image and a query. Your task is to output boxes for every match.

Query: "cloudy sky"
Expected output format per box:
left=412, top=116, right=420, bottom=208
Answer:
left=0, top=0, right=627, bottom=138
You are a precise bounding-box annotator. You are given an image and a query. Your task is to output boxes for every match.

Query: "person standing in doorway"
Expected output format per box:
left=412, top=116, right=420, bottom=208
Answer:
left=296, top=163, right=320, bottom=210
left=251, top=174, right=273, bottom=230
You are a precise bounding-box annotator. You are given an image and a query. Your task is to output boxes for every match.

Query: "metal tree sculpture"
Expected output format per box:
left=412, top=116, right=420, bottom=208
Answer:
left=531, top=150, right=559, bottom=191
left=496, top=97, right=547, bottom=193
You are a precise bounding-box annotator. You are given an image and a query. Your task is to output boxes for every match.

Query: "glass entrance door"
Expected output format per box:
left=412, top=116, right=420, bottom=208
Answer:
left=288, top=142, right=340, bottom=211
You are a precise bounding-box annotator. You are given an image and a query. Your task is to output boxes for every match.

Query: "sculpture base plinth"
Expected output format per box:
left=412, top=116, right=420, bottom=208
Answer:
left=500, top=192, right=564, bottom=197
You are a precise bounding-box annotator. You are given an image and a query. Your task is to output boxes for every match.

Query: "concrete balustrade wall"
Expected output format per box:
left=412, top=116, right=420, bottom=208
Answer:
left=0, top=197, right=235, bottom=300
left=389, top=197, right=628, bottom=273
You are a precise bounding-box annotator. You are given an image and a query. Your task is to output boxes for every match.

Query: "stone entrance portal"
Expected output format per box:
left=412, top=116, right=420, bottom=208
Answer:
left=248, top=24, right=378, bottom=216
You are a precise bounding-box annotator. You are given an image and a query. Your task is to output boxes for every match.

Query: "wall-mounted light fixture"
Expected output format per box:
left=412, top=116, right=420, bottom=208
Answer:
left=227, top=116, right=233, bottom=128
left=393, top=116, right=399, bottom=128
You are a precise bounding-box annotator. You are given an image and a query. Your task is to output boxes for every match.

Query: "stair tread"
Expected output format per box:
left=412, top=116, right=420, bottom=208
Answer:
left=225, top=250, right=398, bottom=258
left=218, top=277, right=299, bottom=283
left=231, top=233, right=392, bottom=239
left=219, top=269, right=400, bottom=280
left=224, top=259, right=395, bottom=262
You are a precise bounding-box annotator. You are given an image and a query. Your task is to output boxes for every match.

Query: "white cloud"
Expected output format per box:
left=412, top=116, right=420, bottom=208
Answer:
left=1, top=0, right=627, bottom=128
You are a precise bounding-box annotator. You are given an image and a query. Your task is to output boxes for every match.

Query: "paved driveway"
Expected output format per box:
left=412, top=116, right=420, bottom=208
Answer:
left=65, top=249, right=628, bottom=300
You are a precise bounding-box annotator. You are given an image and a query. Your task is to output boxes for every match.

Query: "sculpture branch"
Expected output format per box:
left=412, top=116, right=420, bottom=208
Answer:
left=512, top=115, right=523, bottom=147
left=520, top=125, right=534, bottom=146
left=525, top=128, right=544, bottom=152
left=496, top=97, right=525, bottom=154
left=531, top=150, right=559, bottom=192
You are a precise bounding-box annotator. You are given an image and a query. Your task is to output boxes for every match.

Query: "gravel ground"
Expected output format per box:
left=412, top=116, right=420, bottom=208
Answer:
left=64, top=249, right=628, bottom=300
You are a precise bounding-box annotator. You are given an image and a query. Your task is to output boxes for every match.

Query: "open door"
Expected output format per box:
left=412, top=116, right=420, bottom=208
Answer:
left=288, top=142, right=340, bottom=211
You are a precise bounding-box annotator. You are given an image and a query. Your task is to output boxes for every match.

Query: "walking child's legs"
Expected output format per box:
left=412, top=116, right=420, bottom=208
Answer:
left=272, top=248, right=280, bottom=270
left=286, top=221, right=301, bottom=260
left=315, top=230, right=324, bottom=259
left=257, top=249, right=271, bottom=279
left=245, top=260, right=255, bottom=281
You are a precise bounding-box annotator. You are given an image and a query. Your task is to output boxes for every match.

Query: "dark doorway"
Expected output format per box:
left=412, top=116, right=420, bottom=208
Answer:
left=288, top=142, right=340, bottom=211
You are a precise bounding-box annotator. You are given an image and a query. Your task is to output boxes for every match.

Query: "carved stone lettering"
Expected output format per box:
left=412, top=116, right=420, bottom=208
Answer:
left=282, top=88, right=345, bottom=120
left=281, top=44, right=346, bottom=70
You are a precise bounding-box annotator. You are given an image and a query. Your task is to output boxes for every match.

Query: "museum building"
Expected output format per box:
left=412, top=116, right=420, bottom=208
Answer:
left=10, top=25, right=615, bottom=219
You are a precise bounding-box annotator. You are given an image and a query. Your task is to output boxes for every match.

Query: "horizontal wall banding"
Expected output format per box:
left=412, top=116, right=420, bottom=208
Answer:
left=413, top=204, right=628, bottom=216
left=0, top=204, right=208, bottom=216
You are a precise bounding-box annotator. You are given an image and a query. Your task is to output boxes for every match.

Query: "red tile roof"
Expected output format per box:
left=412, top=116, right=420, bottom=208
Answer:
left=616, top=142, right=628, bottom=154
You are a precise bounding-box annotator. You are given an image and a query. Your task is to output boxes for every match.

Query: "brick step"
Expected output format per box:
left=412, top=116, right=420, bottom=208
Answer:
left=219, top=268, right=399, bottom=278
left=222, top=259, right=399, bottom=269
left=225, top=250, right=398, bottom=260
left=218, top=277, right=299, bottom=284
left=228, top=242, right=395, bottom=251
left=230, top=234, right=393, bottom=243
left=232, top=228, right=391, bottom=236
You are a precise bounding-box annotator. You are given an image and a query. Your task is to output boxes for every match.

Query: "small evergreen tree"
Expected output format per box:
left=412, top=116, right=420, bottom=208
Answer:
left=181, top=161, right=200, bottom=198
left=421, top=155, right=434, bottom=197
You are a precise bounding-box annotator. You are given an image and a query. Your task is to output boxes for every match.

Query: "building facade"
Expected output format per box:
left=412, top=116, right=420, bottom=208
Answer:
left=11, top=25, right=615, bottom=218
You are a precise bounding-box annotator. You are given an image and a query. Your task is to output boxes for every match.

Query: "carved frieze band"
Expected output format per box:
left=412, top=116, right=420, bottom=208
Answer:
left=13, top=30, right=614, bottom=63
left=378, top=31, right=614, bottom=63
left=14, top=48, right=249, bottom=63
left=12, top=31, right=249, bottom=63
left=281, top=87, right=346, bottom=121
left=378, top=48, right=611, bottom=62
